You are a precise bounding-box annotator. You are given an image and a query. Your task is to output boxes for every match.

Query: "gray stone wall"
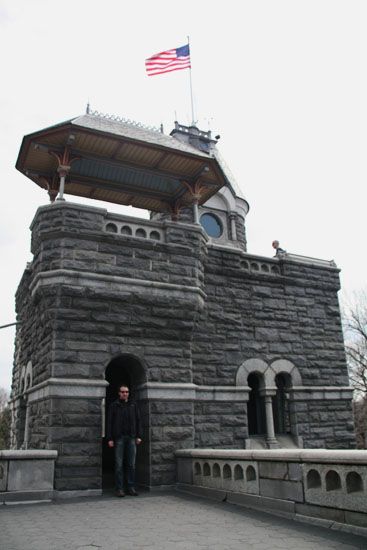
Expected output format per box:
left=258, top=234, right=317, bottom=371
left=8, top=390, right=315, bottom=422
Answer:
left=193, top=246, right=348, bottom=387
left=194, top=401, right=247, bottom=448
left=190, top=246, right=354, bottom=449
left=295, top=399, right=355, bottom=449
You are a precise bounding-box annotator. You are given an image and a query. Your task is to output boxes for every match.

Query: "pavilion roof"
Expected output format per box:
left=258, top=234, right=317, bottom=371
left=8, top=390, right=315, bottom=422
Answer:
left=16, top=112, right=233, bottom=213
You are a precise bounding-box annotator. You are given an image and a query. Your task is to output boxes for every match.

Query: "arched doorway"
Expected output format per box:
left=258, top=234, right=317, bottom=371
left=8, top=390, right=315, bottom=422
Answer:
left=103, top=355, right=146, bottom=490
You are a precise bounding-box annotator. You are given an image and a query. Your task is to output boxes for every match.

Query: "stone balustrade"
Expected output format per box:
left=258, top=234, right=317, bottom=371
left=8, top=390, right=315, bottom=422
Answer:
left=175, top=448, right=367, bottom=534
left=104, top=213, right=165, bottom=242
left=0, top=450, right=57, bottom=503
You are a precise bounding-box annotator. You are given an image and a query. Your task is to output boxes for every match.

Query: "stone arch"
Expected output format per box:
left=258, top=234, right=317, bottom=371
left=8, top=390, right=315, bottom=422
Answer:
left=246, top=465, right=256, bottom=481
left=223, top=464, right=232, bottom=479
left=105, top=353, right=147, bottom=397
left=236, top=358, right=268, bottom=387
left=194, top=462, right=202, bottom=476
left=346, top=471, right=363, bottom=493
left=268, top=359, right=302, bottom=386
left=325, top=470, right=341, bottom=491
left=105, top=222, right=118, bottom=233
left=135, top=228, right=147, bottom=238
left=307, top=469, right=321, bottom=489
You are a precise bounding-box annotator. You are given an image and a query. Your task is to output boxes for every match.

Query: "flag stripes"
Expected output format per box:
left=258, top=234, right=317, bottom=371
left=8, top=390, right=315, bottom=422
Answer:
left=145, top=44, right=191, bottom=76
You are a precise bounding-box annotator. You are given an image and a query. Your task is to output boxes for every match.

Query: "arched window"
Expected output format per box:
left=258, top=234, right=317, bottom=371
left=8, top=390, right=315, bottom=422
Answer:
left=273, top=373, right=291, bottom=434
left=200, top=213, right=222, bottom=238
left=247, top=373, right=266, bottom=435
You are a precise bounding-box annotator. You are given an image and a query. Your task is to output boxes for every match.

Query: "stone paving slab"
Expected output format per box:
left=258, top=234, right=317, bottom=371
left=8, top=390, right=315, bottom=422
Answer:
left=0, top=491, right=366, bottom=550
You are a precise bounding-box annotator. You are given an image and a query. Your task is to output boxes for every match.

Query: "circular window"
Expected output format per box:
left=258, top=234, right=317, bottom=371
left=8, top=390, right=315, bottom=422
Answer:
left=200, top=213, right=222, bottom=238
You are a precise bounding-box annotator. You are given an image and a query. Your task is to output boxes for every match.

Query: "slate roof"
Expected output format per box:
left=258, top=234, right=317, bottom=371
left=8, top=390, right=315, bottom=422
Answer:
left=16, top=111, right=241, bottom=211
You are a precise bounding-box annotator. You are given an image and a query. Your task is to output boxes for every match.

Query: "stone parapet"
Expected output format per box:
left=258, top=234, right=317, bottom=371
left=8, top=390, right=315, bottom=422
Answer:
left=175, top=448, right=367, bottom=532
left=0, top=449, right=57, bottom=503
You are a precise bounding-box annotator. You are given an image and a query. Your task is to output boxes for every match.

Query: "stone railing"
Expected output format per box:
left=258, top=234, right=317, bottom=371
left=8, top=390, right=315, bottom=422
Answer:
left=104, top=213, right=165, bottom=242
left=175, top=449, right=367, bottom=535
left=0, top=449, right=57, bottom=504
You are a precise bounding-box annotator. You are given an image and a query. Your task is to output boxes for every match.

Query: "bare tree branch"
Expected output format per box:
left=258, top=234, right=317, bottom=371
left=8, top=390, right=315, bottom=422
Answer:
left=343, top=289, right=367, bottom=399
left=0, top=387, right=9, bottom=413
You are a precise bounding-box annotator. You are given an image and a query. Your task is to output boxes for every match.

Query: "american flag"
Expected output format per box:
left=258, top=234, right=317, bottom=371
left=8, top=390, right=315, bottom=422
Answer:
left=145, top=44, right=191, bottom=77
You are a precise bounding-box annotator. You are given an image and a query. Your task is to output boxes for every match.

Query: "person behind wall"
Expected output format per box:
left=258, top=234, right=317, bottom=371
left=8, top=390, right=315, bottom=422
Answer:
left=106, top=384, right=142, bottom=497
left=272, top=240, right=286, bottom=257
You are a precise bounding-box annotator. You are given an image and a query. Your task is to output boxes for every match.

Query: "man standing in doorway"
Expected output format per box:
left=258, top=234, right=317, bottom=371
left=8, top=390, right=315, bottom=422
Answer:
left=106, top=385, right=142, bottom=497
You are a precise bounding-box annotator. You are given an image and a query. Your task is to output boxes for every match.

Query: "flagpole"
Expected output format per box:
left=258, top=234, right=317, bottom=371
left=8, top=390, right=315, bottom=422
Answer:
left=187, top=36, right=195, bottom=125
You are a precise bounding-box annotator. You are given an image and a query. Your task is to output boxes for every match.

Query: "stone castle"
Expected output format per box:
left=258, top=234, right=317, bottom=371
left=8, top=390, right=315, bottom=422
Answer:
left=10, top=112, right=354, bottom=495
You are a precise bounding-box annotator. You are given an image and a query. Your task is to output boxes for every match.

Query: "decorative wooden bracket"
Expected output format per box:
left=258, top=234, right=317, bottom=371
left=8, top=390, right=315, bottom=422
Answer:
left=39, top=175, right=60, bottom=203
left=49, top=145, right=80, bottom=200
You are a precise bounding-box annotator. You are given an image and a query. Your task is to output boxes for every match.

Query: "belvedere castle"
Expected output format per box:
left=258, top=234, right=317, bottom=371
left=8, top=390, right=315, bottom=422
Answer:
left=10, top=111, right=355, bottom=495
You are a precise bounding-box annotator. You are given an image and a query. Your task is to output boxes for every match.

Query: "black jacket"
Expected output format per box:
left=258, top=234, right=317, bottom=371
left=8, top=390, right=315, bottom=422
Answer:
left=106, top=399, right=142, bottom=441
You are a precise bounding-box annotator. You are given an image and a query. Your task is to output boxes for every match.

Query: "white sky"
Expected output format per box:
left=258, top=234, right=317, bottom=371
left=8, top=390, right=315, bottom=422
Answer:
left=1, top=0, right=366, bottom=391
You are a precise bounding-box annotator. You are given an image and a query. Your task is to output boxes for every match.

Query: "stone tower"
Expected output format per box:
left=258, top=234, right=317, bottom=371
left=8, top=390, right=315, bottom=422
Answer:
left=10, top=112, right=355, bottom=496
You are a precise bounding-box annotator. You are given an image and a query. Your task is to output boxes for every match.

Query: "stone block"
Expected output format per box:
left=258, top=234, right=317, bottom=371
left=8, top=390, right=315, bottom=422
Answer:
left=7, top=459, right=54, bottom=491
left=295, top=502, right=345, bottom=523
left=288, top=463, right=303, bottom=481
left=344, top=510, right=367, bottom=528
left=55, top=476, right=101, bottom=491
left=177, top=458, right=192, bottom=484
left=258, top=461, right=288, bottom=480
left=228, top=491, right=295, bottom=514
left=259, top=478, right=304, bottom=502
left=0, top=460, right=8, bottom=491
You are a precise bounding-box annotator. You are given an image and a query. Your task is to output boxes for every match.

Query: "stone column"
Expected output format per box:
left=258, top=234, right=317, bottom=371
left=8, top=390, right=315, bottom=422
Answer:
left=56, top=165, right=70, bottom=201
left=229, top=212, right=237, bottom=241
left=261, top=390, right=279, bottom=449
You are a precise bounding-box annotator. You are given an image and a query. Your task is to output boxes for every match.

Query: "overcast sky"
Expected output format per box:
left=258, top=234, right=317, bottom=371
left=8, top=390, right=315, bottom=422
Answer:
left=1, top=0, right=366, bottom=391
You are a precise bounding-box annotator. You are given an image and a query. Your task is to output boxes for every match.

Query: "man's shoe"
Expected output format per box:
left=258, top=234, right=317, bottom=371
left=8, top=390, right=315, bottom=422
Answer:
left=127, top=488, right=138, bottom=496
left=116, top=490, right=125, bottom=497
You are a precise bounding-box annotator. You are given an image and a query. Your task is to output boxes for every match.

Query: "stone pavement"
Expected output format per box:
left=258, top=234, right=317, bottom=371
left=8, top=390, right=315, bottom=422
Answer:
left=0, top=491, right=366, bottom=550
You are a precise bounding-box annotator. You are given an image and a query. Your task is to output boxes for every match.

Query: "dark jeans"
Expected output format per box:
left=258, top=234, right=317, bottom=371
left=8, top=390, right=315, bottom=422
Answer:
left=114, top=436, right=137, bottom=490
